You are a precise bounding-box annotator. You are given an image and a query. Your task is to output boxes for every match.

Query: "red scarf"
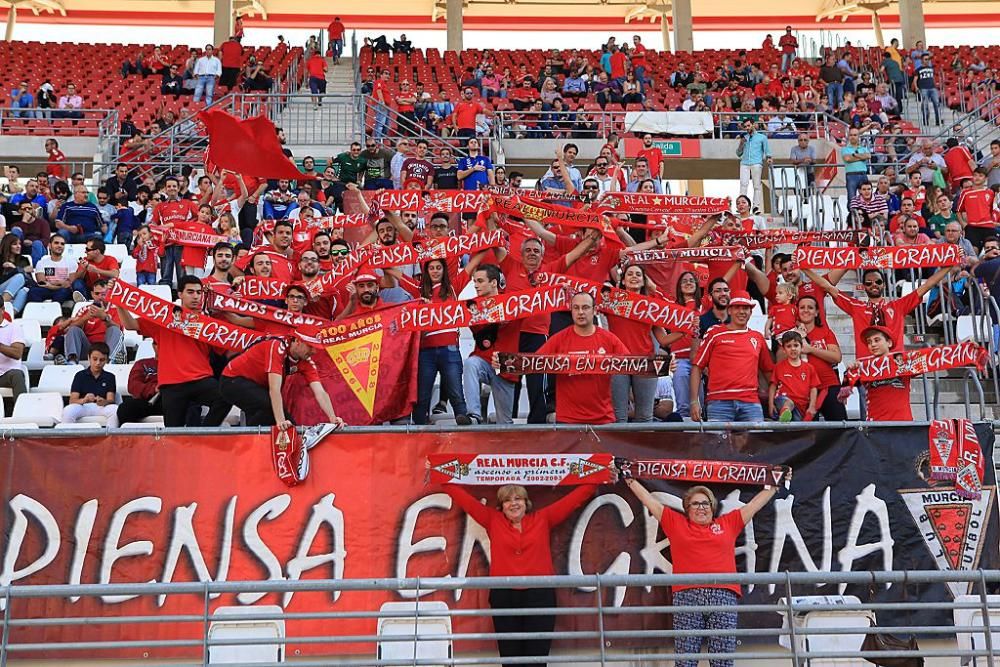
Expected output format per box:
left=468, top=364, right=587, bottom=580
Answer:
left=845, top=342, right=988, bottom=384
left=928, top=419, right=984, bottom=500
left=619, top=457, right=791, bottom=488
left=495, top=352, right=670, bottom=376
left=795, top=244, right=964, bottom=270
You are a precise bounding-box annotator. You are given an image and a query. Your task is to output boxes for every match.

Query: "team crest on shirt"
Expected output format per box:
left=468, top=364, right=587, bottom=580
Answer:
left=800, top=372, right=807, bottom=381
left=710, top=523, right=723, bottom=535
left=749, top=337, right=758, bottom=349
left=597, top=347, right=607, bottom=354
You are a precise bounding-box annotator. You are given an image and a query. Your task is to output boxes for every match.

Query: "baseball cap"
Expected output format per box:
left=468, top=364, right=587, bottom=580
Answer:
left=728, top=291, right=756, bottom=308
left=861, top=325, right=894, bottom=346
left=353, top=271, right=379, bottom=284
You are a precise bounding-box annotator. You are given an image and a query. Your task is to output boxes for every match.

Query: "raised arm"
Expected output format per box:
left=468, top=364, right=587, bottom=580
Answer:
left=541, top=484, right=597, bottom=525
left=739, top=476, right=786, bottom=523
left=525, top=218, right=558, bottom=245
left=623, top=478, right=664, bottom=520
left=442, top=484, right=495, bottom=527
left=801, top=267, right=841, bottom=298
left=915, top=264, right=953, bottom=297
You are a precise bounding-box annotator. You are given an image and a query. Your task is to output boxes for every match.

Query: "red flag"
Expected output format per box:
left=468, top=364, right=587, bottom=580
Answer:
left=199, top=109, right=304, bottom=180
left=283, top=306, right=419, bottom=425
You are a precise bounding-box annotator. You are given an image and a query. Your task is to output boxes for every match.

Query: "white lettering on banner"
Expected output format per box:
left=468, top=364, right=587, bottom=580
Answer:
left=1, top=484, right=902, bottom=609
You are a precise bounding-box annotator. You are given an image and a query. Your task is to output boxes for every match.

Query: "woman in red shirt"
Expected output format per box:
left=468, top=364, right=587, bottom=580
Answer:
left=606, top=264, right=682, bottom=422
left=624, top=473, right=788, bottom=667
left=670, top=271, right=701, bottom=418
left=442, top=482, right=597, bottom=667
left=794, top=295, right=847, bottom=421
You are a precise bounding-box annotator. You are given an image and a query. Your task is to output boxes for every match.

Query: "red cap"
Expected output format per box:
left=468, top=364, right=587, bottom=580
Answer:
left=728, top=291, right=756, bottom=308
left=861, top=325, right=895, bottom=346
left=353, top=271, right=379, bottom=284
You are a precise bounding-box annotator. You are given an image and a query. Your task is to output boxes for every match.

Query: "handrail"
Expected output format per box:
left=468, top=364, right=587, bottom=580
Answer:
left=362, top=95, right=469, bottom=158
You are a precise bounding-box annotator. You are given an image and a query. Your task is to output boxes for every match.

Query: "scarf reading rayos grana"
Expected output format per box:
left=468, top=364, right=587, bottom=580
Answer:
left=106, top=279, right=264, bottom=352
left=844, top=342, right=988, bottom=385
left=722, top=229, right=871, bottom=250
left=204, top=289, right=334, bottom=333
left=794, top=244, right=964, bottom=269
left=928, top=419, right=985, bottom=500
left=495, top=351, right=671, bottom=376
left=616, top=457, right=791, bottom=488
left=427, top=453, right=615, bottom=485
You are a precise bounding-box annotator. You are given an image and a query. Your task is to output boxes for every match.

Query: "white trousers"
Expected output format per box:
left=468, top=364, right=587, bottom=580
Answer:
left=739, top=163, right=764, bottom=212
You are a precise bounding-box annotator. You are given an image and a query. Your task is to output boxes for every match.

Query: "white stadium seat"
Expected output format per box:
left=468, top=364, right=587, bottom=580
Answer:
left=34, top=364, right=84, bottom=396
left=119, top=256, right=138, bottom=285
left=55, top=421, right=103, bottom=429
left=105, top=363, right=134, bottom=398
left=18, top=319, right=42, bottom=349
left=105, top=244, right=128, bottom=263
left=8, top=392, right=64, bottom=427
left=134, top=338, right=155, bottom=360
left=139, top=284, right=173, bottom=302
left=22, top=302, right=63, bottom=328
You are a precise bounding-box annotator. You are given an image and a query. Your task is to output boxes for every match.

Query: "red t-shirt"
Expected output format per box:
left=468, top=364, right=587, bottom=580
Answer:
left=804, top=325, right=841, bottom=387
left=864, top=374, right=912, bottom=421
left=553, top=236, right=619, bottom=283
left=958, top=187, right=995, bottom=226
left=85, top=255, right=120, bottom=288
left=944, top=145, right=975, bottom=186
left=692, top=325, right=773, bottom=403
left=138, top=318, right=215, bottom=386
left=637, top=147, right=663, bottom=178
left=631, top=44, right=648, bottom=68
left=453, top=101, right=483, bottom=130
left=660, top=509, right=746, bottom=595
left=605, top=312, right=654, bottom=355
left=151, top=199, right=199, bottom=230
left=327, top=20, right=345, bottom=40
left=536, top=326, right=628, bottom=424
left=779, top=33, right=798, bottom=54
left=372, top=79, right=390, bottom=104
left=833, top=290, right=921, bottom=353
left=771, top=358, right=821, bottom=415
left=47, top=148, right=68, bottom=179
left=80, top=305, right=122, bottom=343
left=498, top=253, right=565, bottom=335
left=767, top=280, right=825, bottom=319
left=902, top=186, right=927, bottom=212
left=444, top=485, right=595, bottom=577
left=669, top=300, right=697, bottom=360
left=220, top=40, right=243, bottom=69
left=609, top=51, right=627, bottom=79
left=306, top=55, right=327, bottom=78
left=769, top=302, right=798, bottom=336
left=223, top=338, right=320, bottom=387
left=402, top=158, right=435, bottom=185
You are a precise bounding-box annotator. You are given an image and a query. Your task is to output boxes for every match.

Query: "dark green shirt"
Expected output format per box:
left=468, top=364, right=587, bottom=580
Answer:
left=331, top=152, right=367, bottom=184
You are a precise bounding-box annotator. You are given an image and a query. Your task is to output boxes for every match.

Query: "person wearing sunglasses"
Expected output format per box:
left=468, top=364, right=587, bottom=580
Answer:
left=803, top=260, right=952, bottom=353
left=624, top=470, right=789, bottom=667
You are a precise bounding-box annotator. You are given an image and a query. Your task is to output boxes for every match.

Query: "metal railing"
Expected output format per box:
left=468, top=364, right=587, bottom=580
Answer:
left=0, top=106, right=119, bottom=139
left=228, top=92, right=362, bottom=147
left=1, top=570, right=998, bottom=665
left=361, top=95, right=470, bottom=158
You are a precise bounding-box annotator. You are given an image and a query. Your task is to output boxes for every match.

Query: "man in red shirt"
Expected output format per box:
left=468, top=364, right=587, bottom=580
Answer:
left=609, top=45, right=627, bottom=83
left=69, top=238, right=120, bottom=301
left=778, top=26, right=798, bottom=71
left=690, top=291, right=773, bottom=422
left=115, top=275, right=233, bottom=427
left=943, top=137, right=976, bottom=191
left=956, top=168, right=996, bottom=250
left=372, top=70, right=391, bottom=140
left=452, top=87, right=484, bottom=142
left=853, top=325, right=912, bottom=421
left=56, top=279, right=123, bottom=364
left=327, top=16, right=345, bottom=63
left=219, top=36, right=243, bottom=89
left=306, top=48, right=328, bottom=109
left=151, top=176, right=199, bottom=289
left=44, top=138, right=68, bottom=185
left=636, top=133, right=664, bottom=182
left=533, top=291, right=628, bottom=424
left=221, top=335, right=341, bottom=428
left=804, top=265, right=951, bottom=353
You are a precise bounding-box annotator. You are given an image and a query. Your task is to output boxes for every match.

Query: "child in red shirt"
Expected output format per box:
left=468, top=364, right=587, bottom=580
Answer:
left=851, top=326, right=913, bottom=421
left=766, top=282, right=798, bottom=353
left=769, top=330, right=821, bottom=421
left=132, top=225, right=159, bottom=285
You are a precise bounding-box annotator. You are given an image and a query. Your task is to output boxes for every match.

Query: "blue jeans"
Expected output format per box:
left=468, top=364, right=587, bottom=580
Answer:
left=137, top=271, right=157, bottom=286
left=672, top=359, right=693, bottom=418
left=9, top=228, right=45, bottom=264
left=27, top=285, right=72, bottom=304
left=373, top=102, right=390, bottom=139
left=611, top=374, right=657, bottom=422
left=463, top=355, right=515, bottom=424
left=706, top=399, right=764, bottom=422
left=0, top=273, right=27, bottom=314
left=71, top=277, right=91, bottom=300
left=781, top=53, right=794, bottom=72
left=332, top=39, right=343, bottom=59
left=845, top=172, right=868, bottom=205
left=159, top=246, right=183, bottom=288
left=918, top=88, right=941, bottom=125
left=194, top=75, right=216, bottom=104
left=413, top=345, right=468, bottom=424
left=825, top=81, right=844, bottom=110
left=57, top=229, right=102, bottom=244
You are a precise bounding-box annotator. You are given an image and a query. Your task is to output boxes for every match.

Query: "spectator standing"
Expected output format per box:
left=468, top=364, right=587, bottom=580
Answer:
left=978, top=140, right=1000, bottom=188
left=362, top=139, right=395, bottom=189
left=852, top=326, right=912, bottom=421
left=819, top=54, right=845, bottom=110
left=433, top=147, right=460, bottom=189
left=944, top=137, right=976, bottom=191
left=328, top=16, right=346, bottom=63
left=794, top=295, right=846, bottom=421
left=193, top=44, right=222, bottom=105
left=637, top=133, right=665, bottom=183
left=956, top=169, right=996, bottom=250
left=789, top=133, right=816, bottom=190
left=778, top=27, right=798, bottom=72
left=452, top=87, right=484, bottom=142
left=736, top=119, right=771, bottom=213
left=457, top=138, right=494, bottom=190
left=62, top=343, right=119, bottom=425
left=881, top=50, right=907, bottom=110
left=219, top=36, right=243, bottom=89
left=104, top=164, right=140, bottom=201
left=330, top=142, right=367, bottom=185
left=371, top=70, right=391, bottom=140
left=912, top=56, right=941, bottom=126
left=401, top=140, right=435, bottom=189
left=690, top=291, right=773, bottom=422
left=463, top=265, right=520, bottom=424
left=150, top=176, right=199, bottom=288
left=45, top=138, right=69, bottom=185
left=0, top=315, right=26, bottom=399
left=841, top=127, right=872, bottom=204
left=27, top=234, right=72, bottom=304
left=306, top=49, right=328, bottom=109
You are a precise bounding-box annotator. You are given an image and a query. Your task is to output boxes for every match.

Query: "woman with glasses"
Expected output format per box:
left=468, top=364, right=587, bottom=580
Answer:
left=624, top=473, right=788, bottom=667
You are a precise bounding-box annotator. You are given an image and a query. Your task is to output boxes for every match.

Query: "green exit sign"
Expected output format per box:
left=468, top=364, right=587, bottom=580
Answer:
left=653, top=141, right=683, bottom=156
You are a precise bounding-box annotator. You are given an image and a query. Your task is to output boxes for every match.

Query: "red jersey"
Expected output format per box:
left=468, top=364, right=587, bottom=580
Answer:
left=767, top=280, right=824, bottom=319
left=902, top=186, right=927, bottom=212
left=80, top=304, right=122, bottom=343
left=669, top=300, right=697, bottom=360
left=609, top=51, right=627, bottom=79
left=863, top=374, right=912, bottom=421
left=220, top=40, right=243, bottom=68
left=372, top=79, right=390, bottom=104
left=47, top=148, right=68, bottom=179
left=660, top=509, right=746, bottom=595
left=631, top=43, right=648, bottom=69
left=444, top=485, right=595, bottom=577
left=637, top=147, right=663, bottom=178
left=174, top=220, right=217, bottom=269
left=138, top=318, right=216, bottom=386
left=769, top=302, right=798, bottom=336
left=132, top=241, right=158, bottom=274
left=692, top=325, right=773, bottom=403
left=223, top=338, right=320, bottom=387
left=151, top=199, right=199, bottom=233
left=328, top=19, right=345, bottom=39
left=944, top=145, right=975, bottom=186
left=605, top=312, right=655, bottom=356
left=453, top=101, right=483, bottom=130
left=498, top=253, right=566, bottom=335
left=803, top=325, right=841, bottom=387
left=771, top=358, right=821, bottom=415
left=957, top=187, right=995, bottom=226
left=833, top=290, right=921, bottom=353
left=536, top=326, right=628, bottom=424
left=778, top=33, right=798, bottom=54
left=553, top=235, right=619, bottom=283
left=85, top=255, right=120, bottom=288
left=306, top=55, right=327, bottom=78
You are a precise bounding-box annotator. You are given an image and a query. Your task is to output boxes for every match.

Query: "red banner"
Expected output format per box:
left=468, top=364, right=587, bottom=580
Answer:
left=369, top=190, right=491, bottom=212
left=846, top=342, right=988, bottom=384
left=485, top=195, right=621, bottom=244
left=597, top=193, right=730, bottom=215
left=625, top=245, right=746, bottom=264
left=204, top=289, right=334, bottom=332
left=286, top=307, right=419, bottom=425
left=150, top=225, right=227, bottom=249
left=238, top=276, right=289, bottom=301
left=428, top=453, right=614, bottom=485
left=362, top=230, right=505, bottom=269
left=794, top=244, right=964, bottom=270
left=723, top=229, right=871, bottom=250
left=257, top=214, right=372, bottom=235
left=487, top=185, right=591, bottom=204
left=392, top=286, right=568, bottom=332
left=621, top=459, right=789, bottom=487
left=496, top=352, right=670, bottom=376
left=106, top=279, right=263, bottom=351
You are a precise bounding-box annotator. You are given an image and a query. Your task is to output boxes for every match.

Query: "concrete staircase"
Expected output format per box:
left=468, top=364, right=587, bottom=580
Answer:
left=275, top=56, right=360, bottom=159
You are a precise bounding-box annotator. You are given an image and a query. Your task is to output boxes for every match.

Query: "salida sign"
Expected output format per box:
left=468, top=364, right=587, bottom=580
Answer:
left=0, top=426, right=996, bottom=657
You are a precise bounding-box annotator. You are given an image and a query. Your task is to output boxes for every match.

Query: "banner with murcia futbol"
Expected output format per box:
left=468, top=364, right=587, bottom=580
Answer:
left=0, top=426, right=995, bottom=658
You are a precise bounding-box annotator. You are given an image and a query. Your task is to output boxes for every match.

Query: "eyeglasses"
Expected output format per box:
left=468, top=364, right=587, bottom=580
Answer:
left=583, top=185, right=599, bottom=191
left=689, top=501, right=712, bottom=509
left=286, top=294, right=307, bottom=301
left=85, top=247, right=98, bottom=253
left=864, top=279, right=884, bottom=286
left=595, top=163, right=608, bottom=168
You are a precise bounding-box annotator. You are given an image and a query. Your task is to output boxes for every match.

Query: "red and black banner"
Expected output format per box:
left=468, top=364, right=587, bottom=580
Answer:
left=496, top=352, right=671, bottom=376
left=795, top=244, right=964, bottom=270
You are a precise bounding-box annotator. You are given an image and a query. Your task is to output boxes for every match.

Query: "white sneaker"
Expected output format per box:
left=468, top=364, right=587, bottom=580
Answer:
left=302, top=423, right=337, bottom=451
